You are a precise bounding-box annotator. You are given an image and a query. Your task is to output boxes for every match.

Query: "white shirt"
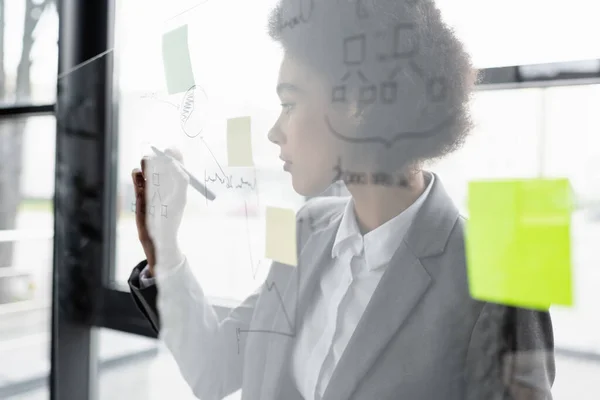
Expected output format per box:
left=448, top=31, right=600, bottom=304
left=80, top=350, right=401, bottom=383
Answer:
left=140, top=174, right=434, bottom=399
left=291, top=174, right=434, bottom=400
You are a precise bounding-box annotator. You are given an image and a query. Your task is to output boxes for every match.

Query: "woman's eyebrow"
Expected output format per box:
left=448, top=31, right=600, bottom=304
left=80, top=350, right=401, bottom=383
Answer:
left=276, top=82, right=303, bottom=96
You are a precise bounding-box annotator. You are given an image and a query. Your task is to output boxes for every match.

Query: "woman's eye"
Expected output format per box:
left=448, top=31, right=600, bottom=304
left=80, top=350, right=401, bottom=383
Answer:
left=281, top=103, right=295, bottom=114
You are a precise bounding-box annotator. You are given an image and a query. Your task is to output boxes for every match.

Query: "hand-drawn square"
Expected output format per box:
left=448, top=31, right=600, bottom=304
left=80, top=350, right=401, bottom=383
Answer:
left=149, top=205, right=155, bottom=216
left=391, top=23, right=418, bottom=59
left=344, top=34, right=366, bottom=66
left=161, top=205, right=168, bottom=218
left=153, top=173, right=160, bottom=186
left=332, top=85, right=347, bottom=103
left=379, top=23, right=418, bottom=61
left=380, top=81, right=398, bottom=104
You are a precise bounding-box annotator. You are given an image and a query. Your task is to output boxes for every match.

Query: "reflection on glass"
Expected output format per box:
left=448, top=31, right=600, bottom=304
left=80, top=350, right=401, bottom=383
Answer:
left=0, top=1, right=58, bottom=106
left=114, top=1, right=599, bottom=399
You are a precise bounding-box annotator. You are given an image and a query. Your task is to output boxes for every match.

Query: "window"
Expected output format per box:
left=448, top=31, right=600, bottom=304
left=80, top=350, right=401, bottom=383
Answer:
left=0, top=3, right=58, bottom=399
left=436, top=0, right=600, bottom=68
left=54, top=1, right=600, bottom=399
left=429, top=84, right=600, bottom=397
left=0, top=115, right=55, bottom=399
left=0, top=1, right=58, bottom=106
left=113, top=0, right=304, bottom=301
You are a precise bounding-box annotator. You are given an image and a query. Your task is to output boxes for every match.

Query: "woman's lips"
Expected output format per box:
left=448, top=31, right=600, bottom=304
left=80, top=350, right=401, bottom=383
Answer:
left=283, top=161, right=292, bottom=172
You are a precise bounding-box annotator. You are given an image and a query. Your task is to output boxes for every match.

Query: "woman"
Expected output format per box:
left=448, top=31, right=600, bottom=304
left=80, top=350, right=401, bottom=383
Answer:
left=129, top=1, right=555, bottom=399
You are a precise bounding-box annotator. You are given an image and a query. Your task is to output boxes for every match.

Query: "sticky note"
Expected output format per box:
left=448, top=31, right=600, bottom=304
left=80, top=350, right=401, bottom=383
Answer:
left=465, top=178, right=573, bottom=310
left=162, top=25, right=195, bottom=95
left=265, top=206, right=297, bottom=266
left=227, top=116, right=254, bottom=167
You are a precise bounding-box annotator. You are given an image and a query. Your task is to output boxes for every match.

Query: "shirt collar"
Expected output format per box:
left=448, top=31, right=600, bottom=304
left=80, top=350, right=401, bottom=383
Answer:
left=331, top=172, right=435, bottom=271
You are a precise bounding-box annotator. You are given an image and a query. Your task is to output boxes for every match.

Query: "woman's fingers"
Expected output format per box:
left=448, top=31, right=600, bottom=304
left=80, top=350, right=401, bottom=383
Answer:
left=132, top=168, right=150, bottom=241
left=141, top=156, right=149, bottom=179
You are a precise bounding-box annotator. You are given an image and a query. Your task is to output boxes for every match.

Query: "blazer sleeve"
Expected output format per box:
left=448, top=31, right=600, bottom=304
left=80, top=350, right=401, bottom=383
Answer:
left=128, top=257, right=262, bottom=400
left=502, top=307, right=556, bottom=399
left=128, top=260, right=160, bottom=333
left=466, top=303, right=555, bottom=400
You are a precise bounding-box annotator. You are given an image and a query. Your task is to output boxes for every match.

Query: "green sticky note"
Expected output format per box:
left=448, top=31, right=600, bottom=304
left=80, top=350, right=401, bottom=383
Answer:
left=227, top=116, right=254, bottom=167
left=465, top=178, right=573, bottom=310
left=265, top=206, right=297, bottom=266
left=162, top=25, right=195, bottom=95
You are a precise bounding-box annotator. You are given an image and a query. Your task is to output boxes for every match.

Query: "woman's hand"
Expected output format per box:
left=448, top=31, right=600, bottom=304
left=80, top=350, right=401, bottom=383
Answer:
left=131, top=147, right=189, bottom=276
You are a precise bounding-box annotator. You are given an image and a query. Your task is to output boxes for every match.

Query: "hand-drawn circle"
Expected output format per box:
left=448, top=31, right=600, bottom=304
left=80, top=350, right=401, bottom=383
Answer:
left=179, top=85, right=209, bottom=139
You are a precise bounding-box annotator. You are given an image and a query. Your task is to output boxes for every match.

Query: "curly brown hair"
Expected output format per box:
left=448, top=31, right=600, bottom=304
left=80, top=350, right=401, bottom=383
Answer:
left=268, top=0, right=478, bottom=172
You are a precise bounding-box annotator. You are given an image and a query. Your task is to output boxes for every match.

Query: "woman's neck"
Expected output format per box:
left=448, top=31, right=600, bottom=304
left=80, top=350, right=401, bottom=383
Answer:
left=347, top=171, right=426, bottom=234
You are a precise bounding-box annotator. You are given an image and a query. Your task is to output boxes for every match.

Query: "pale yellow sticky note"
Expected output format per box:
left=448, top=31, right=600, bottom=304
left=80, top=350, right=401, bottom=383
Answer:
left=162, top=25, right=195, bottom=95
left=265, top=206, right=297, bottom=266
left=227, top=116, right=254, bottom=167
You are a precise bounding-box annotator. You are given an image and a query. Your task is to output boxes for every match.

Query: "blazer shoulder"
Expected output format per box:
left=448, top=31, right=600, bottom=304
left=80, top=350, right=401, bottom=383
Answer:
left=297, top=196, right=347, bottom=229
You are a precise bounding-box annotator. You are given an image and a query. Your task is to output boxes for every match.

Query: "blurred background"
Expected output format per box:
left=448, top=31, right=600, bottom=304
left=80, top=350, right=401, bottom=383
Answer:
left=0, top=0, right=599, bottom=399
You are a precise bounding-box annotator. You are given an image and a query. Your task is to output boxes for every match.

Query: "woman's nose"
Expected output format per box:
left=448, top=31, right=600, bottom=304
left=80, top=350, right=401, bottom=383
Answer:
left=268, top=123, right=285, bottom=145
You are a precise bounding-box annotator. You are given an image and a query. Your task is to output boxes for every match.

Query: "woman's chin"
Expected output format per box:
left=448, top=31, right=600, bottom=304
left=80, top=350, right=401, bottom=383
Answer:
left=291, top=175, right=332, bottom=197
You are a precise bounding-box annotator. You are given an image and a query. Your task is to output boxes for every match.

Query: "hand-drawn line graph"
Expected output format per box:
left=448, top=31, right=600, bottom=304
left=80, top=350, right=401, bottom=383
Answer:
left=235, top=278, right=299, bottom=354
left=204, top=171, right=257, bottom=190
left=235, top=209, right=321, bottom=353
left=197, top=134, right=264, bottom=284
left=198, top=136, right=259, bottom=204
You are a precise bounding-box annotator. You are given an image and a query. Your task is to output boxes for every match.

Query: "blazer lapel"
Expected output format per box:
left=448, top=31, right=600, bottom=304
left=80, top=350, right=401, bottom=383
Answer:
left=321, top=242, right=432, bottom=400
left=322, top=174, right=460, bottom=400
left=259, top=213, right=343, bottom=399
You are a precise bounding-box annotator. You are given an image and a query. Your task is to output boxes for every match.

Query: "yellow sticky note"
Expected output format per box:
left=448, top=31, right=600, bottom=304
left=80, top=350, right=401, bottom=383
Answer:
left=162, top=25, right=195, bottom=95
left=265, top=206, right=297, bottom=266
left=466, top=178, right=573, bottom=310
left=227, top=116, right=254, bottom=167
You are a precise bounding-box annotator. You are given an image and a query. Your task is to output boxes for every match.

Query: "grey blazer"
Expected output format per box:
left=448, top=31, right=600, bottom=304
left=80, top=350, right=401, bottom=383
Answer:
left=129, top=175, right=555, bottom=400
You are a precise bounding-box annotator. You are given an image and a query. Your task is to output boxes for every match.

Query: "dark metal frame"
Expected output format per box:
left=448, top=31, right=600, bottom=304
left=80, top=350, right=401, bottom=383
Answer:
left=41, top=1, right=600, bottom=398
left=0, top=104, right=55, bottom=116
left=51, top=1, right=111, bottom=399
left=477, top=59, right=600, bottom=90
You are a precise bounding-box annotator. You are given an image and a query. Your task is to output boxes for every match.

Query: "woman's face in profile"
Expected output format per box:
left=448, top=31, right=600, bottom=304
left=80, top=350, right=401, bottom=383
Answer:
left=268, top=55, right=353, bottom=197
